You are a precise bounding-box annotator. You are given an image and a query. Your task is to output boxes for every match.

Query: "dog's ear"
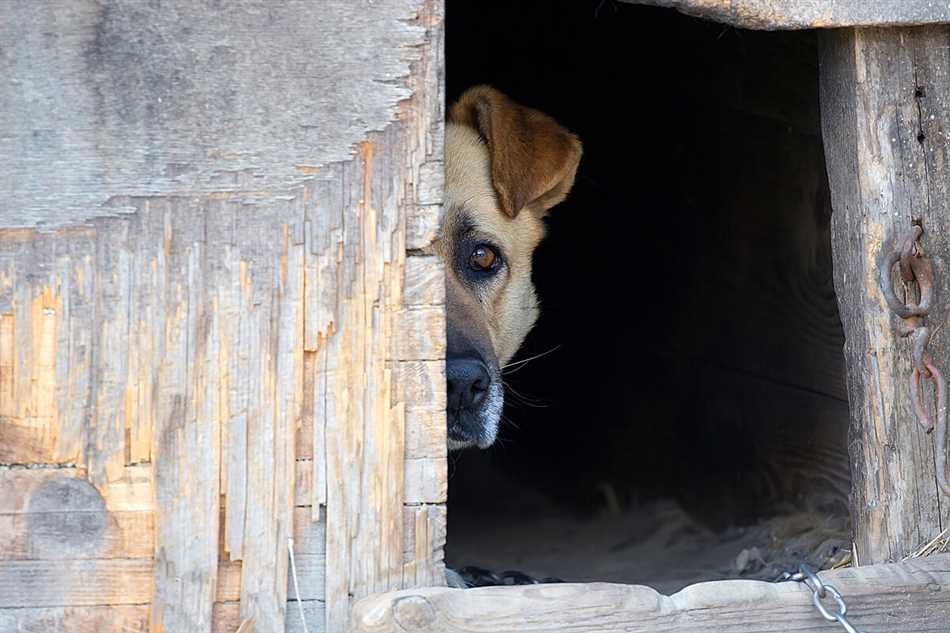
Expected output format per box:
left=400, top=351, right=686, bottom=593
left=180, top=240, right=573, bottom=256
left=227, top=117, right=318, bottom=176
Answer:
left=449, top=86, right=582, bottom=218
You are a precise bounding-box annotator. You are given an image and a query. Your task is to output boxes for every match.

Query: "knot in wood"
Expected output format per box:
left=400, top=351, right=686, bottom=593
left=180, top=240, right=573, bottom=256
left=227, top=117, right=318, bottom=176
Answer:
left=392, top=595, right=437, bottom=629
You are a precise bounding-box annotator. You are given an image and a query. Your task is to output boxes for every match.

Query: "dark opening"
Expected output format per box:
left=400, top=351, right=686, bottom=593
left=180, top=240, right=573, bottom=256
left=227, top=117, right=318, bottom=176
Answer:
left=445, top=0, right=850, bottom=592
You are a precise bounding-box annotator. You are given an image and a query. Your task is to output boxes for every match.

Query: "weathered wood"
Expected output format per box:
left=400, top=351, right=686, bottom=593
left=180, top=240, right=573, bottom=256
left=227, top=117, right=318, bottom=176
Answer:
left=319, top=1, right=447, bottom=630
left=0, top=510, right=153, bottom=560
left=1, top=1, right=445, bottom=631
left=145, top=197, right=221, bottom=632
left=352, top=554, right=950, bottom=632
left=401, top=505, right=447, bottom=588
left=0, top=1, right=435, bottom=228
left=0, top=605, right=150, bottom=633
left=217, top=555, right=324, bottom=602
left=0, top=465, right=152, bottom=514
left=625, top=0, right=950, bottom=30
left=0, top=560, right=153, bottom=608
left=214, top=601, right=326, bottom=633
left=820, top=26, right=950, bottom=564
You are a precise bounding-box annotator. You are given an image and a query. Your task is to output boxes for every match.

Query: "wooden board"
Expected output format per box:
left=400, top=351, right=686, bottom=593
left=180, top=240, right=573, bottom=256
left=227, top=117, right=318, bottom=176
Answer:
left=624, top=0, right=950, bottom=30
left=0, top=1, right=447, bottom=632
left=351, top=554, right=950, bottom=632
left=819, top=25, right=950, bottom=565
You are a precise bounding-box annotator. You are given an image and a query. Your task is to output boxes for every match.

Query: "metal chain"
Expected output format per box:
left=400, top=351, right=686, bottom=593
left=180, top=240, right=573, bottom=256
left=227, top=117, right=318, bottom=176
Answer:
left=452, top=565, right=563, bottom=588
left=879, top=225, right=950, bottom=496
left=780, top=564, right=866, bottom=633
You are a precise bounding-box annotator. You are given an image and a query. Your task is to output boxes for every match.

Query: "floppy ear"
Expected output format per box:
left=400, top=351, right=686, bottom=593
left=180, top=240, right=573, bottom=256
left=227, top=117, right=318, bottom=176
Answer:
left=449, top=85, right=583, bottom=218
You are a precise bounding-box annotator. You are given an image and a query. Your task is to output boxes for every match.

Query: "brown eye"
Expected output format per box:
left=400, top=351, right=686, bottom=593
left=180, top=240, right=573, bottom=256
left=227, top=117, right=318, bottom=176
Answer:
left=469, top=245, right=498, bottom=271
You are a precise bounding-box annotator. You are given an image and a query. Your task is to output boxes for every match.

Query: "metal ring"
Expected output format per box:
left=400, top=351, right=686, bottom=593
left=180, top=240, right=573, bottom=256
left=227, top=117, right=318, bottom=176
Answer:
left=931, top=363, right=950, bottom=497
left=912, top=327, right=933, bottom=373
left=834, top=614, right=863, bottom=633
left=910, top=252, right=935, bottom=314
left=813, top=584, right=848, bottom=621
left=798, top=563, right=825, bottom=598
left=898, top=225, right=922, bottom=282
left=911, top=365, right=937, bottom=433
left=879, top=228, right=932, bottom=318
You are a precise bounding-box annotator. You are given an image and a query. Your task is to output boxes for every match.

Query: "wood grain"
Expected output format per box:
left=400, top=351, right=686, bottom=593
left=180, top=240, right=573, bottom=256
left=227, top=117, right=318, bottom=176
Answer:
left=0, top=559, right=153, bottom=608
left=820, top=25, right=950, bottom=564
left=624, top=0, right=950, bottom=30
left=352, top=554, right=950, bottom=632
left=1, top=1, right=446, bottom=630
left=0, top=1, right=435, bottom=228
left=0, top=605, right=150, bottom=633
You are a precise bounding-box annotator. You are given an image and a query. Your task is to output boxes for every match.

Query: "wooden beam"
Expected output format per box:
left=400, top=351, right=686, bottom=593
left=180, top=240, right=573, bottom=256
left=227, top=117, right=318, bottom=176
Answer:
left=351, top=554, right=950, bottom=632
left=819, top=26, right=950, bottom=564
left=624, top=0, right=950, bottom=30
left=0, top=605, right=149, bottom=633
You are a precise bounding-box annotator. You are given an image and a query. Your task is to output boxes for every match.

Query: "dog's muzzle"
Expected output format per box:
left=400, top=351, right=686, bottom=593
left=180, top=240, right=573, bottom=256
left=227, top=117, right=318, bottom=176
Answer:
left=446, top=355, right=502, bottom=449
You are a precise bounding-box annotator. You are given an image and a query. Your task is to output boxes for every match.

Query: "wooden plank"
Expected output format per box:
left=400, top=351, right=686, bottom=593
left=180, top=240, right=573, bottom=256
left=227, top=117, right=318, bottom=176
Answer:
left=405, top=459, right=448, bottom=505
left=0, top=605, right=150, bottom=632
left=213, top=600, right=326, bottom=633
left=0, top=510, right=152, bottom=560
left=819, top=26, right=950, bottom=564
left=2, top=3, right=447, bottom=632
left=395, top=308, right=445, bottom=361
left=403, top=257, right=445, bottom=308
left=218, top=555, right=324, bottom=602
left=320, top=8, right=452, bottom=614
left=402, top=505, right=447, bottom=588
left=86, top=217, right=133, bottom=488
left=624, top=0, right=950, bottom=30
left=1, top=1, right=437, bottom=229
left=352, top=555, right=950, bottom=632
left=0, top=228, right=94, bottom=465
left=232, top=198, right=300, bottom=633
left=0, top=560, right=153, bottom=608
left=0, top=468, right=86, bottom=513
left=149, top=197, right=220, bottom=632
left=405, top=407, right=445, bottom=460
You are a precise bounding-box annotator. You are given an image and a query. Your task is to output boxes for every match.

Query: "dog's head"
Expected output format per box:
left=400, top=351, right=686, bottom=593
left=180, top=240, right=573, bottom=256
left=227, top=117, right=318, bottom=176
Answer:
left=438, top=86, right=582, bottom=449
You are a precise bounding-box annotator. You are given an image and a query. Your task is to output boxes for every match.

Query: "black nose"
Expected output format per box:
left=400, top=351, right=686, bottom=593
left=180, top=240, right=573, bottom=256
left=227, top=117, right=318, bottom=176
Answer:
left=447, top=357, right=490, bottom=412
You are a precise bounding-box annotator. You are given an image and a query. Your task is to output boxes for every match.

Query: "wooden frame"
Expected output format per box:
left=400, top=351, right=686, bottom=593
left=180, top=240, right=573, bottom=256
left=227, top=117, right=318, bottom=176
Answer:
left=352, top=554, right=950, bottom=632
left=3, top=1, right=950, bottom=632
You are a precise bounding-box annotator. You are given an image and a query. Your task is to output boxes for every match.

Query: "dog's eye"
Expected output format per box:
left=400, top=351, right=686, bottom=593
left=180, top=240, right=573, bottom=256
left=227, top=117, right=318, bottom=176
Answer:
left=469, top=245, right=499, bottom=272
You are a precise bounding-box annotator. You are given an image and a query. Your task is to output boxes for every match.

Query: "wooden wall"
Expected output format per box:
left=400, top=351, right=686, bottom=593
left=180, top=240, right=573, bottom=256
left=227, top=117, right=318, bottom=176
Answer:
left=0, top=2, right=446, bottom=632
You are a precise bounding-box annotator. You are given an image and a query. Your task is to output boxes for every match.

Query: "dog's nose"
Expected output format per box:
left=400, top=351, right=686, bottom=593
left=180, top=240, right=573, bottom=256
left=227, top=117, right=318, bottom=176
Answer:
left=447, top=357, right=490, bottom=411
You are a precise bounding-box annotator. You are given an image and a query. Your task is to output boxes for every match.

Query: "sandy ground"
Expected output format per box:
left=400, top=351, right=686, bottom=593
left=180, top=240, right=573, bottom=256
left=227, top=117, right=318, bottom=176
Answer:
left=446, top=457, right=850, bottom=594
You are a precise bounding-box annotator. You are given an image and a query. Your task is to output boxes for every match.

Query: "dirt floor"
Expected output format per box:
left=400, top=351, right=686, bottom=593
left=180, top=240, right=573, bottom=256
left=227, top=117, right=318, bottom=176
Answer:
left=445, top=451, right=851, bottom=594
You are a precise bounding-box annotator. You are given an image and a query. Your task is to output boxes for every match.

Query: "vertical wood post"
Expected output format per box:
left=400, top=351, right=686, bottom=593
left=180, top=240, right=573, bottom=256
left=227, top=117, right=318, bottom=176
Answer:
left=819, top=26, right=950, bottom=564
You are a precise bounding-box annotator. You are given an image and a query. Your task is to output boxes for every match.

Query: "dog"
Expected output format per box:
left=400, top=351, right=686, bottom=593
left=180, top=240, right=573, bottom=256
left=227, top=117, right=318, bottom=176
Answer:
left=434, top=86, right=582, bottom=450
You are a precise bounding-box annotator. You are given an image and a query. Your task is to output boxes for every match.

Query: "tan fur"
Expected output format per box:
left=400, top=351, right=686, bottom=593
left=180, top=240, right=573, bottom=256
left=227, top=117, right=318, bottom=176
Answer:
left=449, top=86, right=583, bottom=219
left=437, top=86, right=582, bottom=449
left=441, top=123, right=547, bottom=365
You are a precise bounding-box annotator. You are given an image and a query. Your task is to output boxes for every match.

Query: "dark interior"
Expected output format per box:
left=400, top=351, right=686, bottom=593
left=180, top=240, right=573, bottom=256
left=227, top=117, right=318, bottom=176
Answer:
left=445, top=0, right=851, bottom=592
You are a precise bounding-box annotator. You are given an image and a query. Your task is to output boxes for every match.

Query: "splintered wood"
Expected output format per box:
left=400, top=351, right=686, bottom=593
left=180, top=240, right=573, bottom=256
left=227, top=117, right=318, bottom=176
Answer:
left=350, top=554, right=950, bottom=633
left=0, top=1, right=445, bottom=632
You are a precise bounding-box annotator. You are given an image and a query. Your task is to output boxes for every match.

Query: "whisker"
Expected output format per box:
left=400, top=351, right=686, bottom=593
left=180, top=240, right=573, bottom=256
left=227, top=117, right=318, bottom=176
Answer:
left=503, top=380, right=552, bottom=408
left=501, top=413, right=521, bottom=432
left=501, top=344, right=562, bottom=373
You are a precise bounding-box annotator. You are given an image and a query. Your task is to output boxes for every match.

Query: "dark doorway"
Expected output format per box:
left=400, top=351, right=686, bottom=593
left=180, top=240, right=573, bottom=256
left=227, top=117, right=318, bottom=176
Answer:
left=446, top=0, right=849, bottom=591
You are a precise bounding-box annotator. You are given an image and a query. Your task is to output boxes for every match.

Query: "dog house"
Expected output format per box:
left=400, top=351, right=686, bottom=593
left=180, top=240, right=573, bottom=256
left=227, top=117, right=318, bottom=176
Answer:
left=1, top=1, right=950, bottom=632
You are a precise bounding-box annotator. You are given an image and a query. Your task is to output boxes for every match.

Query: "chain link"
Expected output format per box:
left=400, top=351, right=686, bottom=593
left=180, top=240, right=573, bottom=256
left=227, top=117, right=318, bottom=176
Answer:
left=451, top=565, right=563, bottom=588
left=780, top=564, right=866, bottom=633
left=879, top=225, right=950, bottom=496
